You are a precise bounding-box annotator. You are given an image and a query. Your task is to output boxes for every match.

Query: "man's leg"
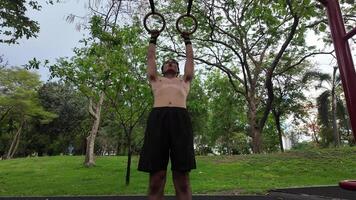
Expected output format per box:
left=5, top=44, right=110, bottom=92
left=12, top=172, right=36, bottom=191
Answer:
left=148, top=170, right=167, bottom=200
left=172, top=170, right=192, bottom=200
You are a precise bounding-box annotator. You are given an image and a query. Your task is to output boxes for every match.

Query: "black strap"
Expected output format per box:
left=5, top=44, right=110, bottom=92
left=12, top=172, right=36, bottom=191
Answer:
left=187, top=0, right=193, bottom=15
left=149, top=0, right=155, bottom=13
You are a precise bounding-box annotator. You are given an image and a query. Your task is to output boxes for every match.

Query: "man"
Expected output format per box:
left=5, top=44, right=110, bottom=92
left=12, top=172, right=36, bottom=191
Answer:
left=138, top=30, right=196, bottom=200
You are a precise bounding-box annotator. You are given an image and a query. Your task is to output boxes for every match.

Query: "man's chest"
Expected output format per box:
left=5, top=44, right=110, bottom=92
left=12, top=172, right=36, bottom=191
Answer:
left=151, top=77, right=190, bottom=95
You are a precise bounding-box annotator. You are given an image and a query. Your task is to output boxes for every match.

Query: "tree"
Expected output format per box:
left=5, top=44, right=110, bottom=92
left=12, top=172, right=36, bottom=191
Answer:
left=0, top=68, right=56, bottom=159
left=47, top=20, right=110, bottom=166
left=44, top=0, right=138, bottom=167
left=271, top=62, right=311, bottom=152
left=205, top=70, right=248, bottom=155
left=0, top=0, right=59, bottom=44
left=101, top=24, right=152, bottom=185
left=31, top=82, right=88, bottom=156
left=158, top=0, right=356, bottom=153
left=303, top=68, right=349, bottom=147
left=158, top=0, right=340, bottom=153
left=302, top=102, right=321, bottom=145
left=187, top=72, right=210, bottom=155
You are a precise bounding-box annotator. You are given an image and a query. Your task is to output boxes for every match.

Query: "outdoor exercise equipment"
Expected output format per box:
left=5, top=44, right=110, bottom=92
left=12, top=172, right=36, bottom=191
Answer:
left=339, top=180, right=356, bottom=190
left=144, top=0, right=166, bottom=33
left=144, top=0, right=197, bottom=35
left=317, top=0, right=356, bottom=191
left=176, top=0, right=198, bottom=35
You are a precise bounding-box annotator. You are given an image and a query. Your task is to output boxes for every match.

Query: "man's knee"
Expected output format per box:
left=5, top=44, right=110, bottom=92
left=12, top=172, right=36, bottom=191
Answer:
left=149, top=170, right=167, bottom=194
left=175, top=182, right=190, bottom=193
left=173, top=171, right=190, bottom=193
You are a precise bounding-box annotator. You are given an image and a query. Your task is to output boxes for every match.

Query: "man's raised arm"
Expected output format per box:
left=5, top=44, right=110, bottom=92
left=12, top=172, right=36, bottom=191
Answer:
left=182, top=33, right=194, bottom=82
left=147, top=31, right=160, bottom=82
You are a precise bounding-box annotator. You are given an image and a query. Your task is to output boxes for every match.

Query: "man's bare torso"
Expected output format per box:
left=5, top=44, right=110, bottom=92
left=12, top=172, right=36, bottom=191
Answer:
left=150, top=76, right=190, bottom=108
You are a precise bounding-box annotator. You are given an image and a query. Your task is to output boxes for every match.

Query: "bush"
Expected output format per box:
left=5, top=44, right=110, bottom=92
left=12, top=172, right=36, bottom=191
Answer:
left=291, top=141, right=318, bottom=151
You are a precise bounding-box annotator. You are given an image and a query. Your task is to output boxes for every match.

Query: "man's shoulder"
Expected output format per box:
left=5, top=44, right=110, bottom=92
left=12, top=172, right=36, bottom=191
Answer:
left=149, top=75, right=162, bottom=83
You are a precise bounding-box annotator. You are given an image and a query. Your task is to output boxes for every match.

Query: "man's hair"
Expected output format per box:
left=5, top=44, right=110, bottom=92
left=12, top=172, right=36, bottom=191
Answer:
left=161, top=59, right=179, bottom=76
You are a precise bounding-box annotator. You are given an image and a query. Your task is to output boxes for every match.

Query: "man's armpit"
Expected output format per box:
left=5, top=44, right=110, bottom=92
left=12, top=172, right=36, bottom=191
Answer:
left=184, top=75, right=193, bottom=82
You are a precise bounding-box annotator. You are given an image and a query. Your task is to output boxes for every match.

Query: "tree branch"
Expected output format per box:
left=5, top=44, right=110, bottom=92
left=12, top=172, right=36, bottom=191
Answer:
left=275, top=50, right=335, bottom=76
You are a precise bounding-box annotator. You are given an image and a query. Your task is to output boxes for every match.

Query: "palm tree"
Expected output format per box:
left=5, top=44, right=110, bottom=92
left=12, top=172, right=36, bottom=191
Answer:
left=303, top=67, right=348, bottom=147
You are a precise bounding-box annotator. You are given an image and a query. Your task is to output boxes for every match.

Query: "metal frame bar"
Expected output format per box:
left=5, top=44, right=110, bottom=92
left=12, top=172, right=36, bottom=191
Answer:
left=344, top=27, right=356, bottom=40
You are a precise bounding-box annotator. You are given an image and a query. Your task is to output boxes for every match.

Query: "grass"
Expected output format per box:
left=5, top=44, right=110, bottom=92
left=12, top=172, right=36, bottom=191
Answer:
left=0, top=147, right=356, bottom=196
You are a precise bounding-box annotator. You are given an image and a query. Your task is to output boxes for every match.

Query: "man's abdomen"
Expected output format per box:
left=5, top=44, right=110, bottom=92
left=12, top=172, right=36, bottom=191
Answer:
left=153, top=86, right=188, bottom=108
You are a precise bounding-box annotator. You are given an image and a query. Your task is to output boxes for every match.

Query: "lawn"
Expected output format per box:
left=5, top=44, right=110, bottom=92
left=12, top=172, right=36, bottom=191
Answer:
left=0, top=147, right=355, bottom=196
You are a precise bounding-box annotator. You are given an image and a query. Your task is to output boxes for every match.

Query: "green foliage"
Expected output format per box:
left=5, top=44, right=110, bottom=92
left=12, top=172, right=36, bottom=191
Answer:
left=46, top=13, right=152, bottom=169
left=261, top=116, right=280, bottom=153
left=187, top=73, right=209, bottom=155
left=317, top=90, right=331, bottom=128
left=291, top=141, right=317, bottom=151
left=272, top=62, right=311, bottom=151
left=205, top=70, right=248, bottom=154
left=303, top=69, right=350, bottom=147
left=0, top=68, right=57, bottom=157
left=0, top=0, right=59, bottom=44
left=27, top=82, right=89, bottom=156
left=157, top=0, right=355, bottom=153
left=0, top=68, right=56, bottom=122
left=159, top=0, right=332, bottom=153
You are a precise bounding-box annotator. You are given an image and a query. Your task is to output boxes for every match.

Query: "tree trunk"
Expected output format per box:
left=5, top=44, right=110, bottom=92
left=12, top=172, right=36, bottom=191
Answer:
left=272, top=109, right=284, bottom=152
left=125, top=129, right=132, bottom=185
left=248, top=111, right=262, bottom=153
left=84, top=92, right=105, bottom=167
left=252, top=128, right=262, bottom=153
left=0, top=106, right=13, bottom=123
left=10, top=130, right=21, bottom=158
left=247, top=95, right=262, bottom=153
left=344, top=114, right=354, bottom=145
left=117, top=131, right=125, bottom=156
left=311, top=124, right=320, bottom=144
left=331, top=67, right=340, bottom=147
left=82, top=137, right=87, bottom=155
left=116, top=138, right=122, bottom=156
left=6, top=118, right=24, bottom=159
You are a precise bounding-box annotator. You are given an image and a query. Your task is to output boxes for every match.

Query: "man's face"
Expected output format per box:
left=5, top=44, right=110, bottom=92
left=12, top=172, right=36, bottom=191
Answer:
left=163, top=59, right=179, bottom=75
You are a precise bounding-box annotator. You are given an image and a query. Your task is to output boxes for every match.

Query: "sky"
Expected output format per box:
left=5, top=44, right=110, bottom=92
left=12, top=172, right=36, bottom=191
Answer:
left=0, top=1, right=355, bottom=83
left=0, top=0, right=88, bottom=81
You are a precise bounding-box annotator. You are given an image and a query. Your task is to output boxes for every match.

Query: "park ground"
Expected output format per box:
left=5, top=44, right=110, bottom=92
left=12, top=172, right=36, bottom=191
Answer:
left=0, top=147, right=355, bottom=196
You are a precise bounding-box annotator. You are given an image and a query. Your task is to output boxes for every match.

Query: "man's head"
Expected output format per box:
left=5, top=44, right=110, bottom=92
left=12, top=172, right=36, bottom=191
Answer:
left=161, top=59, right=179, bottom=77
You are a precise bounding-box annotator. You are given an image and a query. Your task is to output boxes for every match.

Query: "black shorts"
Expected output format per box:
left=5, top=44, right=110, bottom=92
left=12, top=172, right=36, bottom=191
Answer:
left=138, top=107, right=196, bottom=173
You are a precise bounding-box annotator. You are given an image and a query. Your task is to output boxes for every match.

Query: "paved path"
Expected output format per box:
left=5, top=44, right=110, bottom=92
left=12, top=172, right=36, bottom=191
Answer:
left=0, top=186, right=355, bottom=200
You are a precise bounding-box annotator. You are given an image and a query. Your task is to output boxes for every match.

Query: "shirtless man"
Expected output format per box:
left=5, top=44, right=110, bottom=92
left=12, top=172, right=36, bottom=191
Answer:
left=138, top=31, right=196, bottom=200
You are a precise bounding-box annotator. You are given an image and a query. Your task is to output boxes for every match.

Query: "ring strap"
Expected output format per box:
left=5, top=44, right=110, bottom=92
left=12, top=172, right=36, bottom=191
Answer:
left=187, top=0, right=193, bottom=15
left=149, top=0, right=155, bottom=13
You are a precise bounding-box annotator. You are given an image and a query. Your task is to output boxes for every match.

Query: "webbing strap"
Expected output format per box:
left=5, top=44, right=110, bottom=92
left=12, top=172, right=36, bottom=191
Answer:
left=149, top=0, right=155, bottom=13
left=187, top=0, right=193, bottom=15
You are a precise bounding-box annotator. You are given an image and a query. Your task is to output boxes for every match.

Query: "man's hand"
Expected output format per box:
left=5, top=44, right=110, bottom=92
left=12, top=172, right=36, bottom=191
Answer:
left=181, top=32, right=191, bottom=45
left=149, top=30, right=160, bottom=45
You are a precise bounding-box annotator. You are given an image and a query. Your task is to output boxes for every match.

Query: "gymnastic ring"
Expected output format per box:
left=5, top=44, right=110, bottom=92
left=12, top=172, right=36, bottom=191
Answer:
left=143, top=12, right=166, bottom=33
left=176, top=14, right=198, bottom=35
left=339, top=180, right=356, bottom=190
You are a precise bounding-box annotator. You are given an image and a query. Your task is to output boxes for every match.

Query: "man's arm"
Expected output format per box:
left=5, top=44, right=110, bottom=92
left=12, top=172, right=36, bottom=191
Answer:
left=183, top=34, right=194, bottom=82
left=147, top=32, right=159, bottom=82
